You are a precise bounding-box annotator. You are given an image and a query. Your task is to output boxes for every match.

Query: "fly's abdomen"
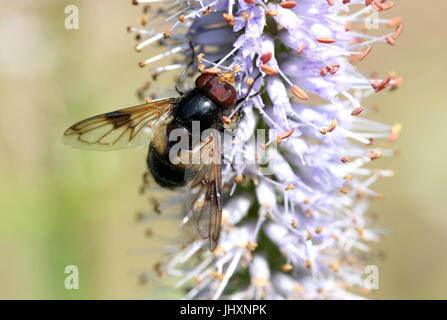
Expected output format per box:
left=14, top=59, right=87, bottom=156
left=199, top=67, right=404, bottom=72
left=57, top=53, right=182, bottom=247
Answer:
left=147, top=143, right=195, bottom=189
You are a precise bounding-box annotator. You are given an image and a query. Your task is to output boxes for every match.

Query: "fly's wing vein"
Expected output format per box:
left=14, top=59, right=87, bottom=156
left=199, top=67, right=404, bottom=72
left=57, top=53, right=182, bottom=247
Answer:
left=187, top=131, right=223, bottom=251
left=63, top=98, right=177, bottom=151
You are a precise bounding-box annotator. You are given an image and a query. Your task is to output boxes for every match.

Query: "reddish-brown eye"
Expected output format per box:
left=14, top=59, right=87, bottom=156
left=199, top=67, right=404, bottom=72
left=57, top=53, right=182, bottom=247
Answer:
left=208, top=82, right=236, bottom=107
left=195, top=73, right=215, bottom=90
left=195, top=73, right=237, bottom=108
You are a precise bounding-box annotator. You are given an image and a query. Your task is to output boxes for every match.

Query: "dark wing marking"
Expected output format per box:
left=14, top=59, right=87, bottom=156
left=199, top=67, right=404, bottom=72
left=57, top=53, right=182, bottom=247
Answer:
left=188, top=131, right=223, bottom=251
left=63, top=98, right=177, bottom=151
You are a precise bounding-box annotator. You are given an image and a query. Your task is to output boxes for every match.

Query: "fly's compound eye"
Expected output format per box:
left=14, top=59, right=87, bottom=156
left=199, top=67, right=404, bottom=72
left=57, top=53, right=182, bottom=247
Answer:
left=195, top=73, right=215, bottom=90
left=195, top=73, right=237, bottom=108
left=208, top=82, right=236, bottom=108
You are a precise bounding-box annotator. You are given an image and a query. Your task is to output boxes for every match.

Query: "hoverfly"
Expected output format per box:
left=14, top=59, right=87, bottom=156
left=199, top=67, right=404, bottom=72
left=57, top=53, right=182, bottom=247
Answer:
left=63, top=72, right=239, bottom=251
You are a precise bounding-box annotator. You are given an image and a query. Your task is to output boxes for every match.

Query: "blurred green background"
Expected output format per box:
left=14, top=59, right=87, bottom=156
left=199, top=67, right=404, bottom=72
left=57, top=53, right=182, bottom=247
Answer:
left=0, top=1, right=445, bottom=299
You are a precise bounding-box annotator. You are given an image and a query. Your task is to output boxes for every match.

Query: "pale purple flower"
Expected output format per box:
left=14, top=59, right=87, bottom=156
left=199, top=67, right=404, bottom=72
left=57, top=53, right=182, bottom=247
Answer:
left=131, top=0, right=403, bottom=299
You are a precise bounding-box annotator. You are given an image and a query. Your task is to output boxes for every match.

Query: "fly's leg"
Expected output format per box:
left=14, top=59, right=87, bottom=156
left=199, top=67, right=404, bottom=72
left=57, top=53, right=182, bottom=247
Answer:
left=226, top=72, right=263, bottom=123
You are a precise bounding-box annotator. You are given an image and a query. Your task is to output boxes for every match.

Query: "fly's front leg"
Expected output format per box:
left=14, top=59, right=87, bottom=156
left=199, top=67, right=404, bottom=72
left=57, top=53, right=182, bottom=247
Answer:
left=227, top=72, right=263, bottom=123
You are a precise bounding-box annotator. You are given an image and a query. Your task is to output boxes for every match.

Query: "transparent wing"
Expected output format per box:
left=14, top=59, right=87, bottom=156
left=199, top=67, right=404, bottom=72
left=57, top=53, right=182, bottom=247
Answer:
left=188, top=131, right=223, bottom=252
left=63, top=98, right=177, bottom=151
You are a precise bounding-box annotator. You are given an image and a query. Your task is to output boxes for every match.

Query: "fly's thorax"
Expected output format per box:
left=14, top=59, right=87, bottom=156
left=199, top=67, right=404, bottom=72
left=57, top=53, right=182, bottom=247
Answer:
left=174, top=89, right=223, bottom=132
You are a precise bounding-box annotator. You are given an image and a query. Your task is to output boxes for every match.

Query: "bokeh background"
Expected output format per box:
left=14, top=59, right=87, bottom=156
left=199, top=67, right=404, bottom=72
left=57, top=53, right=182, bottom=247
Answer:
left=0, top=0, right=445, bottom=299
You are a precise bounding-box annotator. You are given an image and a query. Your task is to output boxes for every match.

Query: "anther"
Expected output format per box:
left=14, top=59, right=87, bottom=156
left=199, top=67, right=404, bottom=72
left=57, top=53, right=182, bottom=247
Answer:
left=327, top=119, right=337, bottom=132
left=320, top=67, right=328, bottom=77
left=306, top=230, right=312, bottom=240
left=260, top=52, right=273, bottom=64
left=154, top=262, right=165, bottom=277
left=260, top=64, right=278, bottom=75
left=291, top=84, right=309, bottom=100
left=386, top=36, right=395, bottom=45
left=358, top=46, right=372, bottom=61
left=305, top=209, right=313, bottom=217
left=316, top=37, right=337, bottom=44
left=305, top=260, right=312, bottom=269
left=246, top=77, right=255, bottom=86
left=390, top=77, right=404, bottom=89
left=340, top=187, right=350, bottom=194
left=373, top=77, right=391, bottom=91
left=328, top=64, right=340, bottom=74
left=138, top=16, right=148, bottom=26
left=197, top=53, right=205, bottom=63
left=345, top=20, right=352, bottom=32
left=351, top=106, right=364, bottom=116
left=276, top=128, right=295, bottom=144
left=211, top=271, right=224, bottom=279
left=368, top=151, right=383, bottom=160
left=355, top=227, right=365, bottom=237
left=246, top=241, right=258, bottom=251
left=203, top=67, right=221, bottom=74
left=223, top=13, right=234, bottom=26
left=291, top=219, right=298, bottom=228
left=388, top=17, right=402, bottom=28
left=393, top=24, right=404, bottom=40
left=389, top=123, right=402, bottom=142
left=221, top=116, right=232, bottom=124
left=296, top=45, right=306, bottom=55
left=162, top=30, right=170, bottom=39
left=373, top=0, right=384, bottom=10
left=280, top=1, right=297, bottom=8
left=380, top=1, right=395, bottom=10
left=328, top=261, right=340, bottom=272
left=282, top=264, right=293, bottom=272
left=202, top=6, right=212, bottom=15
